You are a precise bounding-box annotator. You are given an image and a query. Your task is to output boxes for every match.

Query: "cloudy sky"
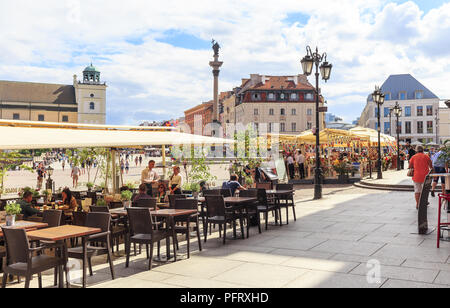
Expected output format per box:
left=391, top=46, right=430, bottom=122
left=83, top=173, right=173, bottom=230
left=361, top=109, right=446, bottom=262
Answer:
left=0, top=0, right=449, bottom=124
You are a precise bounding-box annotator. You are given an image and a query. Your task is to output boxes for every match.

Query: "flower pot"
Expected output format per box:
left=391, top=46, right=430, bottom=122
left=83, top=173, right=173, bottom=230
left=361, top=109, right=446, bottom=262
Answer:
left=5, top=215, right=16, bottom=227
left=123, top=201, right=132, bottom=209
left=338, top=174, right=350, bottom=184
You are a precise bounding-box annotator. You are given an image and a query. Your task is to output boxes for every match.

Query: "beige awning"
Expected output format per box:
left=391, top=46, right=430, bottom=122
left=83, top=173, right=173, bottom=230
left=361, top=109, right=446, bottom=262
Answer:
left=0, top=120, right=234, bottom=150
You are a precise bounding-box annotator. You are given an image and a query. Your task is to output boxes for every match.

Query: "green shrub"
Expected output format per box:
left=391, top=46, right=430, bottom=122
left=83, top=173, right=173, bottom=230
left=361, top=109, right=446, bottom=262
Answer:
left=121, top=190, right=133, bottom=201
left=5, top=203, right=21, bottom=216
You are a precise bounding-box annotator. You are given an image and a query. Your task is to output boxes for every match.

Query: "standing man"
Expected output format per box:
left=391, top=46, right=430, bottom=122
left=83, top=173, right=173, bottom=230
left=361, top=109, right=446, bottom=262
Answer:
left=36, top=163, right=45, bottom=190
left=406, top=142, right=416, bottom=166
left=71, top=164, right=81, bottom=188
left=141, top=160, right=160, bottom=196
left=409, top=146, right=433, bottom=210
left=431, top=148, right=448, bottom=197
left=295, top=150, right=306, bottom=179
left=287, top=153, right=295, bottom=180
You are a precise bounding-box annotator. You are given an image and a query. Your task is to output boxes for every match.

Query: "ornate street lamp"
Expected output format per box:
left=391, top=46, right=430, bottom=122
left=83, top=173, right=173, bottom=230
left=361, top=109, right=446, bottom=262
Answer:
left=372, top=86, right=385, bottom=179
left=393, top=101, right=402, bottom=171
left=301, top=46, right=333, bottom=200
left=46, top=166, right=54, bottom=192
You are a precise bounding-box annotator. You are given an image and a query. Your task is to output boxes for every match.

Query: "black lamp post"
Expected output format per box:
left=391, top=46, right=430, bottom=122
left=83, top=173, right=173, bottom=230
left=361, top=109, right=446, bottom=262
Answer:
left=46, top=166, right=54, bottom=192
left=301, top=46, right=332, bottom=200
left=372, top=86, right=385, bottom=180
left=393, top=101, right=402, bottom=171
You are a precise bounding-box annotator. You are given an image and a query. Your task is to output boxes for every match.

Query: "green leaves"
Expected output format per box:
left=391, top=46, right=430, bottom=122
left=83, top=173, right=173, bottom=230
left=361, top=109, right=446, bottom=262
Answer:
left=5, top=203, right=21, bottom=216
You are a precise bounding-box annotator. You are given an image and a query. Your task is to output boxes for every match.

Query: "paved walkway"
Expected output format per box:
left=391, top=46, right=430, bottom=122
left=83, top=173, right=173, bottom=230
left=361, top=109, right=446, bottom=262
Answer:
left=361, top=169, right=413, bottom=187
left=6, top=183, right=450, bottom=288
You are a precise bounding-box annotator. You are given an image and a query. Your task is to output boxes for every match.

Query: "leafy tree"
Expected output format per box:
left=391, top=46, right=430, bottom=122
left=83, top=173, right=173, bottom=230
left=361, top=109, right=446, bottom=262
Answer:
left=0, top=151, right=33, bottom=195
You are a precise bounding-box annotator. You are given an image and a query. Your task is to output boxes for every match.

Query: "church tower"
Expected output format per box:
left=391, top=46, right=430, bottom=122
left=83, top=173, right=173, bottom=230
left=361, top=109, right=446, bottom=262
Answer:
left=74, top=63, right=107, bottom=124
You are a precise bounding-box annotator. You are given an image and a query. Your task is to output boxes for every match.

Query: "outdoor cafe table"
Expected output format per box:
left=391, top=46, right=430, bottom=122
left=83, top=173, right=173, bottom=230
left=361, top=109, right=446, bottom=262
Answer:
left=0, top=221, right=48, bottom=237
left=109, top=208, right=198, bottom=261
left=27, top=225, right=102, bottom=288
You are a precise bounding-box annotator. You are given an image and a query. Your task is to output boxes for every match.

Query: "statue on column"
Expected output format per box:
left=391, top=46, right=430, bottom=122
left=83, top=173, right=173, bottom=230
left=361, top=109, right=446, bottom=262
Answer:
left=212, top=39, right=220, bottom=57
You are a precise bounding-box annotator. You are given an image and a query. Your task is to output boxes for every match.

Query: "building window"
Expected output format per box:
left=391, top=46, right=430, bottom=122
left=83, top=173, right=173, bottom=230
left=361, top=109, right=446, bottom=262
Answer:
left=62, top=115, right=69, bottom=122
left=38, top=115, right=45, bottom=121
left=305, top=93, right=314, bottom=101
left=415, top=91, right=424, bottom=99
left=384, top=122, right=390, bottom=134
left=399, top=92, right=407, bottom=100
left=384, top=107, right=390, bottom=118
left=280, top=123, right=286, bottom=132
left=291, top=123, right=297, bottom=132
left=417, top=106, right=423, bottom=116
left=404, top=106, right=411, bottom=117
left=307, top=122, right=312, bottom=130
left=269, top=109, right=274, bottom=116
left=397, top=122, right=402, bottom=134
left=280, top=93, right=286, bottom=100
left=426, top=106, right=433, bottom=116
left=90, top=93, right=95, bottom=98
left=13, top=113, right=20, bottom=120
left=385, top=93, right=391, bottom=101
left=290, top=93, right=298, bottom=101
left=254, top=109, right=259, bottom=116
left=375, top=107, right=379, bottom=118
left=417, top=121, right=423, bottom=134
left=252, top=93, right=261, bottom=101
left=90, top=102, right=95, bottom=110
left=291, top=109, right=296, bottom=116
left=405, top=122, right=411, bottom=134
left=427, top=121, right=433, bottom=134
left=268, top=123, right=273, bottom=133
left=268, top=93, right=275, bottom=101
left=307, top=109, right=313, bottom=116
left=280, top=109, right=285, bottom=116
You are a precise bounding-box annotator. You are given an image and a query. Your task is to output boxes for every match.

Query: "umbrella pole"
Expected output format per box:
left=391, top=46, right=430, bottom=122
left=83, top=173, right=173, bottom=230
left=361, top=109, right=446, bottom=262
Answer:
left=111, top=149, right=118, bottom=194
left=162, top=145, right=167, bottom=180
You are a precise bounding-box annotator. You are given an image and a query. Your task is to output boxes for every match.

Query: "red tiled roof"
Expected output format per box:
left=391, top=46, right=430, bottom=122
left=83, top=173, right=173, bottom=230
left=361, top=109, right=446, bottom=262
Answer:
left=250, top=76, right=314, bottom=91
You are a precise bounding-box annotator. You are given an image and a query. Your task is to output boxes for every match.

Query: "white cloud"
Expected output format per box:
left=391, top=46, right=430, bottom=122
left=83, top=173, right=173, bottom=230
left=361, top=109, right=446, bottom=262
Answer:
left=0, top=0, right=449, bottom=124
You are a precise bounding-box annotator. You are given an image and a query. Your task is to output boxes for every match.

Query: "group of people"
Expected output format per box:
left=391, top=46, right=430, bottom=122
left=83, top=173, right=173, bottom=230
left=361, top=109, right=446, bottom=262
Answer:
left=285, top=150, right=306, bottom=180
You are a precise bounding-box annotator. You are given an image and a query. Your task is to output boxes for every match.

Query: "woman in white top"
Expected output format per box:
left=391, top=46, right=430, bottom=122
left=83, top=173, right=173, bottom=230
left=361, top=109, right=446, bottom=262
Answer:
left=169, top=166, right=183, bottom=195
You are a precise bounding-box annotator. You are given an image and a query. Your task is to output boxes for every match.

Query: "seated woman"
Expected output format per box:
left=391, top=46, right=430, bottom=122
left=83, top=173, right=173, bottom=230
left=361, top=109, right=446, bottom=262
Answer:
left=60, top=188, right=78, bottom=216
left=156, top=183, right=168, bottom=203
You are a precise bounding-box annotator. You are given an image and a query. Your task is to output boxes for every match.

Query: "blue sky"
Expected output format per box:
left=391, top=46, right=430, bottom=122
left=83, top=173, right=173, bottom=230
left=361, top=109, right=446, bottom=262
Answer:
left=0, top=0, right=449, bottom=125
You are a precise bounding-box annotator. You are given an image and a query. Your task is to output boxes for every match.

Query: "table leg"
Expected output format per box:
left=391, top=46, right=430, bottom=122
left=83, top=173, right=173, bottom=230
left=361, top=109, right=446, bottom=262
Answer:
left=82, top=237, right=87, bottom=289
left=171, top=217, right=177, bottom=262
left=63, top=240, right=70, bottom=289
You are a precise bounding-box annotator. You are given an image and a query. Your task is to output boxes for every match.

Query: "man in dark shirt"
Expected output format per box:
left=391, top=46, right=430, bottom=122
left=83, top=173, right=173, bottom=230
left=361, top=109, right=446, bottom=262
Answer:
left=133, top=184, right=154, bottom=203
left=19, top=191, right=40, bottom=219
left=407, top=142, right=416, bottom=162
left=222, top=175, right=246, bottom=196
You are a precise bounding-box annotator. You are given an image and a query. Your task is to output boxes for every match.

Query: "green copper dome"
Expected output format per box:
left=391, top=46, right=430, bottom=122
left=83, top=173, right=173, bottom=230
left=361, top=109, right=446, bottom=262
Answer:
left=83, top=63, right=99, bottom=72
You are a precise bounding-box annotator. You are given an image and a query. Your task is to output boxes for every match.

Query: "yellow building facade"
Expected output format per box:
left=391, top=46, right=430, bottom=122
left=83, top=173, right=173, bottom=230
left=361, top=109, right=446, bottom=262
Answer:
left=0, top=64, right=106, bottom=124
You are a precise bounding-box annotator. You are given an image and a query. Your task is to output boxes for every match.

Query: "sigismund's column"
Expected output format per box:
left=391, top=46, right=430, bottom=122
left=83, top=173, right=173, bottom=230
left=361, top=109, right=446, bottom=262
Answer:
left=209, top=40, right=223, bottom=123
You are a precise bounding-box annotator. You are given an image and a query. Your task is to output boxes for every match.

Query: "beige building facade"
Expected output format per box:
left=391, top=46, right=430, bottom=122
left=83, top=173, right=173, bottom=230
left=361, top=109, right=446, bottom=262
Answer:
left=0, top=64, right=106, bottom=124
left=438, top=100, right=450, bottom=144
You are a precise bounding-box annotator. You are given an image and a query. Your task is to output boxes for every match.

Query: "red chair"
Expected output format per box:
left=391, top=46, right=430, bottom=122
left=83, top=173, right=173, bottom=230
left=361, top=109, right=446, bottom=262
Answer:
left=437, top=194, right=450, bottom=248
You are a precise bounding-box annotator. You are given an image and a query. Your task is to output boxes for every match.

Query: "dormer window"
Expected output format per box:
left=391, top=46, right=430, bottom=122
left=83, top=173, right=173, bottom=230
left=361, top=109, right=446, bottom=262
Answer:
left=252, top=93, right=261, bottom=101
left=268, top=93, right=275, bottom=101
left=305, top=93, right=314, bottom=101
left=384, top=93, right=391, bottom=101
left=280, top=93, right=285, bottom=100
left=415, top=91, right=424, bottom=99
left=399, top=92, right=407, bottom=100
left=290, top=93, right=298, bottom=101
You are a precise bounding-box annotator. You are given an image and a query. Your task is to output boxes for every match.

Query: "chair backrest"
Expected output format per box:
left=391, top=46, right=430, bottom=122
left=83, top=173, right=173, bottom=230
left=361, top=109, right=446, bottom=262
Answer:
left=89, top=206, right=110, bottom=213
left=2, top=227, right=30, bottom=264
left=108, top=201, right=123, bottom=209
left=135, top=198, right=157, bottom=209
left=126, top=208, right=154, bottom=235
left=205, top=195, right=226, bottom=217
left=85, top=212, right=111, bottom=233
left=256, top=188, right=269, bottom=206
left=174, top=199, right=198, bottom=210
left=203, top=189, right=221, bottom=196
left=42, top=210, right=63, bottom=228
left=239, top=189, right=258, bottom=198
left=72, top=211, right=88, bottom=227
left=86, top=191, right=97, bottom=203
left=276, top=184, right=294, bottom=191
left=220, top=189, right=232, bottom=198
left=256, top=182, right=273, bottom=190
left=72, top=191, right=81, bottom=200
left=168, top=194, right=187, bottom=209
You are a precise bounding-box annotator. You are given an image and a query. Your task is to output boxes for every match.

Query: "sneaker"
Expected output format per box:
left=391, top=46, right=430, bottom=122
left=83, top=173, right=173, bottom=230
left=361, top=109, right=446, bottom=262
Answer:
left=431, top=191, right=436, bottom=198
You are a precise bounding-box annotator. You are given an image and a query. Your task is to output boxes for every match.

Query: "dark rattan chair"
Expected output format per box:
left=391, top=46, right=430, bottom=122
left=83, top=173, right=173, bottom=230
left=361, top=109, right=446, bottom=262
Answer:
left=173, top=199, right=202, bottom=258
left=238, top=189, right=261, bottom=235
left=276, top=184, right=296, bottom=223
left=67, top=212, right=115, bottom=288
left=1, top=228, right=65, bottom=288
left=125, top=208, right=175, bottom=270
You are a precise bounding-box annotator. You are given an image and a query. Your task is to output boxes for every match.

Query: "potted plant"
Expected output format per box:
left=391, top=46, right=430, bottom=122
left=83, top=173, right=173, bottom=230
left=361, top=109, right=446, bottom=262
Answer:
left=121, top=190, right=133, bottom=208
left=190, top=182, right=200, bottom=199
left=332, top=162, right=352, bottom=184
left=86, top=182, right=94, bottom=192
left=42, top=189, right=51, bottom=203
left=96, top=198, right=107, bottom=207
left=5, top=202, right=21, bottom=226
left=245, top=176, right=254, bottom=188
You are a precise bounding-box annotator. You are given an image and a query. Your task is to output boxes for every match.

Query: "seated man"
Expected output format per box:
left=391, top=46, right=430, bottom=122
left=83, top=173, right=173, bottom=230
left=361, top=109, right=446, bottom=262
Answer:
left=19, top=191, right=40, bottom=219
left=222, top=174, right=246, bottom=196
left=133, top=184, right=154, bottom=203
